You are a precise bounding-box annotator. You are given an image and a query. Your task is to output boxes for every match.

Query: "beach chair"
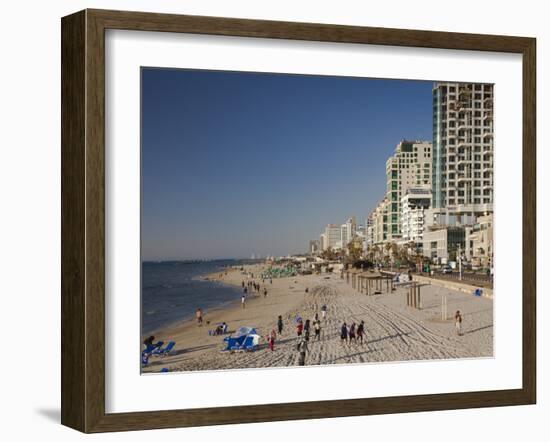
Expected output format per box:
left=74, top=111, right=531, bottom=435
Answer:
left=154, top=340, right=175, bottom=357
left=141, top=352, right=150, bottom=366
left=142, top=341, right=164, bottom=363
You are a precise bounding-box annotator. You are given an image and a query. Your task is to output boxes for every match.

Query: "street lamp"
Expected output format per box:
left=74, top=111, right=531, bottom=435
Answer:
left=458, top=243, right=463, bottom=281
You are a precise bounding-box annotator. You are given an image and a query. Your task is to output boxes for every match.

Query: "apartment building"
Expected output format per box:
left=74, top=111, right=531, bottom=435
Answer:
left=385, top=140, right=432, bottom=241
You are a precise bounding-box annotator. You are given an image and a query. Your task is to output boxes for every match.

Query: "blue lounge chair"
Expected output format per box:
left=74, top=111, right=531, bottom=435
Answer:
left=154, top=341, right=175, bottom=357
left=141, top=341, right=164, bottom=364
left=141, top=352, right=150, bottom=366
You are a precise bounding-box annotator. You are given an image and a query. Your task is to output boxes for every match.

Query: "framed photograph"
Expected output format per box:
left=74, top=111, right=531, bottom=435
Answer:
left=61, top=9, right=536, bottom=433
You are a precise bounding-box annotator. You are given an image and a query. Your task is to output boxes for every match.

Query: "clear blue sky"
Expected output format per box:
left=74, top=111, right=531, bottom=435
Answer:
left=141, top=68, right=432, bottom=260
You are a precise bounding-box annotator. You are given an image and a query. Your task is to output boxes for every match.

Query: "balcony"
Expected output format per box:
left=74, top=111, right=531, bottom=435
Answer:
left=457, top=138, right=472, bottom=149
left=457, top=156, right=472, bottom=166
left=457, top=173, right=472, bottom=182
left=457, top=121, right=472, bottom=132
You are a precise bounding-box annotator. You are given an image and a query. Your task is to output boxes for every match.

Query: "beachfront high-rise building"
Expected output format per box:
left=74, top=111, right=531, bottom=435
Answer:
left=340, top=216, right=357, bottom=249
left=365, top=215, right=374, bottom=247
left=432, top=82, right=493, bottom=222
left=370, top=199, right=390, bottom=245
left=319, top=233, right=327, bottom=251
left=308, top=239, right=320, bottom=255
left=324, top=224, right=342, bottom=250
left=340, top=223, right=348, bottom=249
left=401, top=187, right=432, bottom=245
left=385, top=140, right=433, bottom=241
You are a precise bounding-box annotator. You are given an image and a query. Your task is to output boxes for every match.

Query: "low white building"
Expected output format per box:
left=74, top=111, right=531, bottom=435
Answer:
left=465, top=214, right=493, bottom=268
left=422, top=226, right=466, bottom=263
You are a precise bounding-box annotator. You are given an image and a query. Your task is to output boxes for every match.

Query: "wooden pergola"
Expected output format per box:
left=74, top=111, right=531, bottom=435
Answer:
left=346, top=270, right=394, bottom=295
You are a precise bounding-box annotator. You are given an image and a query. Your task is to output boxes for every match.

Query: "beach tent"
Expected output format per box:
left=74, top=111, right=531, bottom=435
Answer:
left=222, top=326, right=260, bottom=352
left=233, top=326, right=258, bottom=337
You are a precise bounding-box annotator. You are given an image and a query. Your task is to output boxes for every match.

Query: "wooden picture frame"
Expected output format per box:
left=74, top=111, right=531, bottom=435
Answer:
left=61, top=8, right=536, bottom=433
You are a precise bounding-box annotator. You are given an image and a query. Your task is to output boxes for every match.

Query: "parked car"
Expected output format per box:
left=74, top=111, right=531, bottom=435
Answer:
left=441, top=265, right=453, bottom=274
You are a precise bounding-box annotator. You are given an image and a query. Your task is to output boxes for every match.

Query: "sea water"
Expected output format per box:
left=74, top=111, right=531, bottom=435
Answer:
left=141, top=260, right=247, bottom=335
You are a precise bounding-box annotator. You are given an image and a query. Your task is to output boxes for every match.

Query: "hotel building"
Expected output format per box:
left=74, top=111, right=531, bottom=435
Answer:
left=432, top=82, right=494, bottom=223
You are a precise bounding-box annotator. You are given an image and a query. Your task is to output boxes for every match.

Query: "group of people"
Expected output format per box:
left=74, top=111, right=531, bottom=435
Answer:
left=292, top=307, right=329, bottom=366
left=295, top=315, right=323, bottom=342
left=339, top=320, right=366, bottom=345
left=241, top=278, right=270, bottom=309
left=211, top=322, right=228, bottom=336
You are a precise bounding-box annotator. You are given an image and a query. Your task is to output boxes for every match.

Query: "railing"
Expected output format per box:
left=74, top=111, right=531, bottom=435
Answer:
left=428, top=271, right=493, bottom=288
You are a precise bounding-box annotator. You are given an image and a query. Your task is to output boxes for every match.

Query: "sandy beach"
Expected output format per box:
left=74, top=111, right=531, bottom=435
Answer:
left=142, top=264, right=493, bottom=373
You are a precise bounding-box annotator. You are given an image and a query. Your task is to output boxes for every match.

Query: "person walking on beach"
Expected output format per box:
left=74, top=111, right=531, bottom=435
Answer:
left=296, top=319, right=304, bottom=337
left=455, top=310, right=463, bottom=336
left=314, top=319, right=321, bottom=340
left=195, top=308, right=203, bottom=326
left=297, top=338, right=309, bottom=366
left=304, top=319, right=311, bottom=341
left=321, top=304, right=327, bottom=320
left=264, top=288, right=268, bottom=298
left=267, top=329, right=276, bottom=351
left=277, top=315, right=284, bottom=335
left=241, top=294, right=246, bottom=309
left=357, top=320, right=365, bottom=345
left=349, top=322, right=357, bottom=344
left=340, top=322, right=348, bottom=345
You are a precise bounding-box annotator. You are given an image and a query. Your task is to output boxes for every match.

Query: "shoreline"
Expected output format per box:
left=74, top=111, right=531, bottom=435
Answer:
left=142, top=264, right=494, bottom=373
left=141, top=264, right=272, bottom=338
left=142, top=265, right=245, bottom=336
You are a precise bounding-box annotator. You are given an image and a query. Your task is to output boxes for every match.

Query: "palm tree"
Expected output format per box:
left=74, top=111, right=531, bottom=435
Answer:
left=346, top=238, right=363, bottom=264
